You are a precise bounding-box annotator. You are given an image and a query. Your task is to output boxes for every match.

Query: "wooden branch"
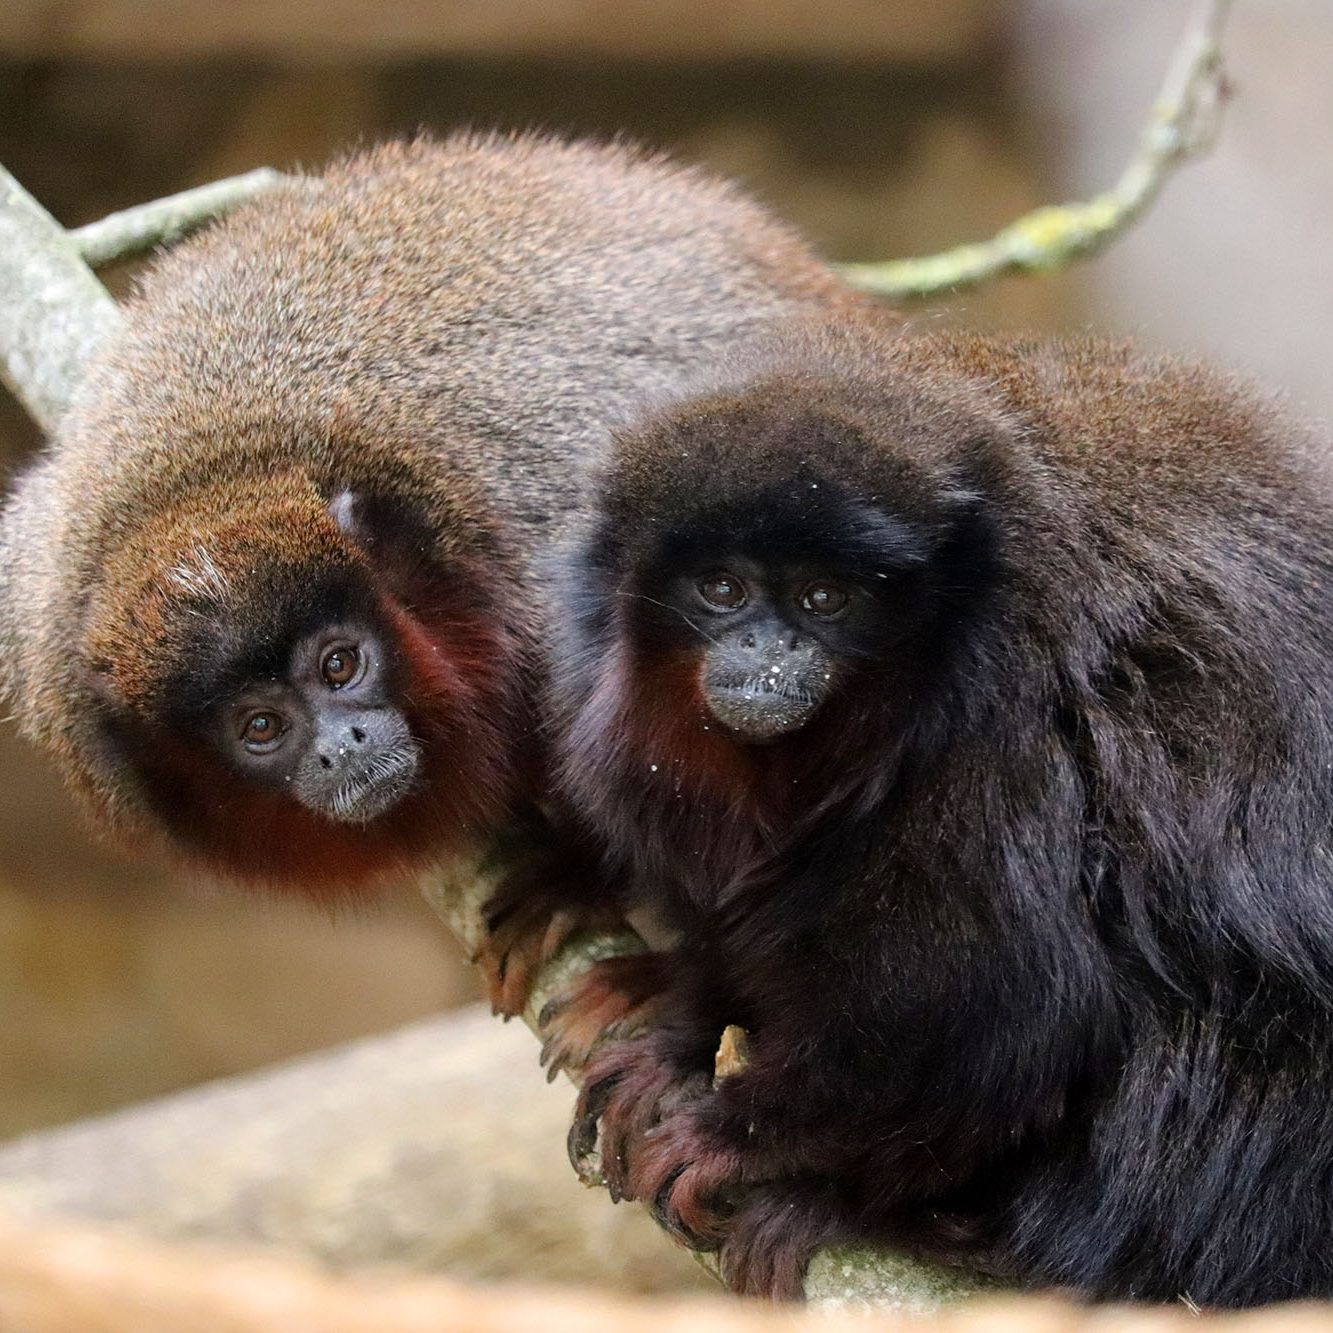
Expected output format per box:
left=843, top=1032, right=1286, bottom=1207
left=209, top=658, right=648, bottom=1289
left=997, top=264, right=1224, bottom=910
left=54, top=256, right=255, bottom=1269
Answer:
left=0, top=163, right=277, bottom=431
left=0, top=165, right=121, bottom=434
left=838, top=0, right=1236, bottom=298
left=70, top=168, right=284, bottom=268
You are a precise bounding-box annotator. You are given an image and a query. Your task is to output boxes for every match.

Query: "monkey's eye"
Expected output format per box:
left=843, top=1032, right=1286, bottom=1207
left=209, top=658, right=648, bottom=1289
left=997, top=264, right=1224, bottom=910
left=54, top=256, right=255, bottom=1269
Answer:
left=240, top=712, right=286, bottom=752
left=698, top=573, right=747, bottom=611
left=321, top=645, right=361, bottom=689
left=799, top=582, right=850, bottom=617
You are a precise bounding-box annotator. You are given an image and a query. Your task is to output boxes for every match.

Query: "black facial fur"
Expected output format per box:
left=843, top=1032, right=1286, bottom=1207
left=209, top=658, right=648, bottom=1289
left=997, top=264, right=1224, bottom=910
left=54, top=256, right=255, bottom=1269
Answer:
left=635, top=495, right=936, bottom=744
left=169, top=571, right=422, bottom=826
left=216, top=618, right=419, bottom=825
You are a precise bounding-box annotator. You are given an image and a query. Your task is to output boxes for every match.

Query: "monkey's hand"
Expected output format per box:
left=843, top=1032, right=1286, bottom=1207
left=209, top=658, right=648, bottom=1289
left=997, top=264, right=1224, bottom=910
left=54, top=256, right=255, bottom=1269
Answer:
left=477, top=849, right=625, bottom=1018
left=569, top=1032, right=737, bottom=1249
left=538, top=952, right=669, bottom=1080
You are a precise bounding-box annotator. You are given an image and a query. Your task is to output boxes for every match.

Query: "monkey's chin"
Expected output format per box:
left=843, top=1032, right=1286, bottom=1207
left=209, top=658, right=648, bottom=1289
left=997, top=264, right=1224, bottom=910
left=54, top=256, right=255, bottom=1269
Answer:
left=704, top=684, right=819, bottom=746
left=324, top=750, right=420, bottom=825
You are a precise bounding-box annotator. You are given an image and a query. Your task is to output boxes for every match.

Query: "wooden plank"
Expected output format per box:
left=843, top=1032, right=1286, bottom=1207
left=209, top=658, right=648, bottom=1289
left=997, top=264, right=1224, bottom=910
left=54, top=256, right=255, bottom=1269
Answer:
left=0, top=0, right=989, bottom=62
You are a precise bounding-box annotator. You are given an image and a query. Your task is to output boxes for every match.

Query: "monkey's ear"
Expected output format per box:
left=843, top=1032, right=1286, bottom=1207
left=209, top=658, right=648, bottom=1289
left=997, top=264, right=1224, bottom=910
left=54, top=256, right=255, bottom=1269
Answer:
left=327, top=487, right=438, bottom=572
left=328, top=488, right=413, bottom=548
left=81, top=658, right=127, bottom=711
left=328, top=489, right=360, bottom=537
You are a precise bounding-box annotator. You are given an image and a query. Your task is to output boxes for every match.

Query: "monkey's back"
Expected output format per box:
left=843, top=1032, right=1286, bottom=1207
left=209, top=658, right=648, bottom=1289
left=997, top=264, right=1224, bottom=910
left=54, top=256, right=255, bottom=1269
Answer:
left=85, top=133, right=852, bottom=583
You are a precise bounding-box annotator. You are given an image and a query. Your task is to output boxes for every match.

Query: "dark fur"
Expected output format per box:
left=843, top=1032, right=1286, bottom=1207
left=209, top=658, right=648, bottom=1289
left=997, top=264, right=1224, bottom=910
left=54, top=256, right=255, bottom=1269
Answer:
left=552, top=313, right=1333, bottom=1305
left=0, top=132, right=854, bottom=895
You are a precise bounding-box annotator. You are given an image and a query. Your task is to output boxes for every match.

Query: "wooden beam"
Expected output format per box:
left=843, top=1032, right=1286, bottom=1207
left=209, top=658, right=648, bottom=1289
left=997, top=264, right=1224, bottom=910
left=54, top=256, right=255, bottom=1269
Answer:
left=0, top=0, right=989, bottom=63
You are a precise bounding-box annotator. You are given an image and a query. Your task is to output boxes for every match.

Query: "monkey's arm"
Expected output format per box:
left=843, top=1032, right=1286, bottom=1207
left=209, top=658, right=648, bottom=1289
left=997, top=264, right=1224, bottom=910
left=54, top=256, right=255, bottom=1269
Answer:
left=475, top=816, right=633, bottom=1018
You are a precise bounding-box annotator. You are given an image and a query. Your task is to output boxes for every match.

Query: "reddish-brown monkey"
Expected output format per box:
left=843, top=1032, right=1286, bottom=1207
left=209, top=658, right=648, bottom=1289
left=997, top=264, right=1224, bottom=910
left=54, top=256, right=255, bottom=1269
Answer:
left=0, top=133, right=853, bottom=922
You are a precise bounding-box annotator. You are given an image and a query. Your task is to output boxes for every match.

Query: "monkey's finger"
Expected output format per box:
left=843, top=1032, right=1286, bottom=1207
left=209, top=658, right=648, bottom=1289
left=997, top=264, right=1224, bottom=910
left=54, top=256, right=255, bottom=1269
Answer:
left=498, top=907, right=583, bottom=1017
left=569, top=1071, right=621, bottom=1183
left=648, top=1165, right=692, bottom=1242
left=719, top=1188, right=833, bottom=1300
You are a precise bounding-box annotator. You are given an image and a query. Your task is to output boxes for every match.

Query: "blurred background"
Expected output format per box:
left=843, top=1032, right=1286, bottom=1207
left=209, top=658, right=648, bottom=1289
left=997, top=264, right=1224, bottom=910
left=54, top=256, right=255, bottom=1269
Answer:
left=0, top=0, right=1328, bottom=1140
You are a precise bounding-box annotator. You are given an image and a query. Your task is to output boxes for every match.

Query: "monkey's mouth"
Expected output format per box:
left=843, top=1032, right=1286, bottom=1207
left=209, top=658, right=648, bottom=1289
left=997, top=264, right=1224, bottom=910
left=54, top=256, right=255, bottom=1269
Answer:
left=703, top=677, right=821, bottom=743
left=328, top=747, right=420, bottom=824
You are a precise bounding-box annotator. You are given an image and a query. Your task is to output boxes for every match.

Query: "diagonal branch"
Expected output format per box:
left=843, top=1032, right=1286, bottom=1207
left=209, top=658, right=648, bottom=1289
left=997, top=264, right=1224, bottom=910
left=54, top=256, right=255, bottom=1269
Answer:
left=0, top=165, right=122, bottom=434
left=837, top=0, right=1235, bottom=299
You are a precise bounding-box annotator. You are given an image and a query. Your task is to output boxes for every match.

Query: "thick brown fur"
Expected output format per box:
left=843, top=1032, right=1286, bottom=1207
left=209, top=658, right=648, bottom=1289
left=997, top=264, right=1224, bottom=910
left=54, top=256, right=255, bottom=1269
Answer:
left=551, top=311, right=1333, bottom=1304
left=0, top=132, right=855, bottom=897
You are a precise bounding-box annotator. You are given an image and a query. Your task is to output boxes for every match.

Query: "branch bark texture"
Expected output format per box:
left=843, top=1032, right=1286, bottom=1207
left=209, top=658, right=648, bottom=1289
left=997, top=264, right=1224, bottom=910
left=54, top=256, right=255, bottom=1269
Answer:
left=0, top=165, right=121, bottom=434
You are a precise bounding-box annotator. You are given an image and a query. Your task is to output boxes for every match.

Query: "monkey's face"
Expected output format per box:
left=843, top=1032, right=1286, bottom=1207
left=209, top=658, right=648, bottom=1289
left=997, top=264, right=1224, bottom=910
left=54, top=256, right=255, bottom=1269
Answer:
left=635, top=549, right=907, bottom=745
left=77, top=474, right=524, bottom=893
left=211, top=616, right=420, bottom=825
left=571, top=370, right=998, bottom=777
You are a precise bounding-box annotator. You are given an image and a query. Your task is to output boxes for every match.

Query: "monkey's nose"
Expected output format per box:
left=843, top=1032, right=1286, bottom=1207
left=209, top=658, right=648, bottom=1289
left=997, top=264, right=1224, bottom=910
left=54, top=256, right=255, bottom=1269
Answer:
left=318, top=725, right=368, bottom=770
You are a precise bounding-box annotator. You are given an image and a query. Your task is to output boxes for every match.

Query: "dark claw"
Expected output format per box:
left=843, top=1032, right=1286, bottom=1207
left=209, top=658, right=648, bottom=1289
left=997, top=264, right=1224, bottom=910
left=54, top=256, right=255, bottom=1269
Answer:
left=568, top=1073, right=619, bottom=1180
left=650, top=1165, right=691, bottom=1242
left=655, top=1176, right=730, bottom=1251
left=537, top=993, right=566, bottom=1029
left=541, top=1037, right=567, bottom=1082
left=567, top=1117, right=598, bottom=1178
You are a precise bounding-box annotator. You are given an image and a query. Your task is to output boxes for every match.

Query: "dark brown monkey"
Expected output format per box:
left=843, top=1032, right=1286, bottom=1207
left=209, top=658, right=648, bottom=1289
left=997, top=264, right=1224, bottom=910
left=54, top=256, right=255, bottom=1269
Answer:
left=0, top=133, right=853, bottom=914
left=545, top=311, right=1333, bottom=1305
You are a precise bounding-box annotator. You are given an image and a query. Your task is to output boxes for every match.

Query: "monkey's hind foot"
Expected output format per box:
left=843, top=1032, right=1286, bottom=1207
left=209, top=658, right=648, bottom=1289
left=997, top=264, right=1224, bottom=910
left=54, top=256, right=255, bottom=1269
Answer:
left=567, top=1031, right=716, bottom=1207
left=538, top=951, right=669, bottom=1082
left=476, top=855, right=624, bottom=1019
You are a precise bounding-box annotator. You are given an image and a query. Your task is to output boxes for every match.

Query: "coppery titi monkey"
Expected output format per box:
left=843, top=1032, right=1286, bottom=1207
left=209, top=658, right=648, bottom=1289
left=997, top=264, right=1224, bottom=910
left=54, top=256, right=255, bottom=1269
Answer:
left=545, top=312, right=1333, bottom=1305
left=0, top=133, right=851, bottom=917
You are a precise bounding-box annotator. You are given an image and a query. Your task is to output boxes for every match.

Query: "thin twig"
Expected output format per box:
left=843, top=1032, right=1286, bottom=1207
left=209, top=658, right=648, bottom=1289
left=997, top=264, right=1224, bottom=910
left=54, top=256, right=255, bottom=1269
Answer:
left=838, top=0, right=1236, bottom=299
left=70, top=167, right=285, bottom=268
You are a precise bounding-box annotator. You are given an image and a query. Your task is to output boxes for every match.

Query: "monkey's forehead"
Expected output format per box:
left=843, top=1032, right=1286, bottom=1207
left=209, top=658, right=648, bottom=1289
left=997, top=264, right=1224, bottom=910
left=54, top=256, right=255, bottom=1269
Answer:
left=606, top=382, right=990, bottom=520
left=92, top=558, right=381, bottom=720
left=586, top=477, right=933, bottom=587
